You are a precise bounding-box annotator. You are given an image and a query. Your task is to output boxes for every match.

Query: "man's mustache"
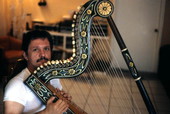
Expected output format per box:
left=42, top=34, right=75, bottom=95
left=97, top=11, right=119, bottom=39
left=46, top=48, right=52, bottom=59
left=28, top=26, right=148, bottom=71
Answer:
left=36, top=57, right=49, bottom=62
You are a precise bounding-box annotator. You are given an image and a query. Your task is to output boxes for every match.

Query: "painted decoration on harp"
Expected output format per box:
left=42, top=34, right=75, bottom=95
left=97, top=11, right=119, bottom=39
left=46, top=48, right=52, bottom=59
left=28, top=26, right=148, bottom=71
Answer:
left=25, top=75, right=53, bottom=104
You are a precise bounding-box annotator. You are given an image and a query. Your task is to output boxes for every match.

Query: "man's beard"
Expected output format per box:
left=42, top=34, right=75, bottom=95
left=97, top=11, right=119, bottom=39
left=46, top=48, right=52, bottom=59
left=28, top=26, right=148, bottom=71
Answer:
left=36, top=56, right=49, bottom=63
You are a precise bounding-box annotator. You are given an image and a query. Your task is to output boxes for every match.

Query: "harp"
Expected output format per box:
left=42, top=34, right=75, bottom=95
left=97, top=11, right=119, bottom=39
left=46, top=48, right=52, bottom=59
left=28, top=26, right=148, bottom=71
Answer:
left=24, top=0, right=156, bottom=113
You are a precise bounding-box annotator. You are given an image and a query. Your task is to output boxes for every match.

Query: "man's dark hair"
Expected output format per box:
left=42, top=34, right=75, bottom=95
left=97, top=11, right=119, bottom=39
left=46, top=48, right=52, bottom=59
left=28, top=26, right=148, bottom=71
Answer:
left=22, top=30, right=53, bottom=53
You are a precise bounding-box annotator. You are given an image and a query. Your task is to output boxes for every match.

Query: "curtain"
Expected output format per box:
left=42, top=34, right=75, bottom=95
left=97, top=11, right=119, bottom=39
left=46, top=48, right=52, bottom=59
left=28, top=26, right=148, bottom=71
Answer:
left=0, top=0, right=8, bottom=36
left=0, top=0, right=26, bottom=38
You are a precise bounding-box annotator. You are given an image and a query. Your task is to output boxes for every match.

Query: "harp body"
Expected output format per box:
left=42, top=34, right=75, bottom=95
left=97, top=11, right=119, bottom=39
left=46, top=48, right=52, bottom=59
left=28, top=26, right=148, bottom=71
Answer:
left=25, top=0, right=156, bottom=113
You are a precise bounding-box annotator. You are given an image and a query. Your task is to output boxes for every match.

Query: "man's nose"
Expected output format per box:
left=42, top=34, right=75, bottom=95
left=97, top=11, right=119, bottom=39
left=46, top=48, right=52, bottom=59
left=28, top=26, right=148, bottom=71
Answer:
left=40, top=50, right=45, bottom=57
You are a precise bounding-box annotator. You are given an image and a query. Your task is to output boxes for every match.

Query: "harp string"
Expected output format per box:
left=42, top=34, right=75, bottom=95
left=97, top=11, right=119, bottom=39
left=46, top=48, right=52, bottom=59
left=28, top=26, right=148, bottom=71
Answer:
left=91, top=19, right=138, bottom=110
left=59, top=17, right=143, bottom=113
left=92, top=19, right=142, bottom=113
left=82, top=19, right=114, bottom=112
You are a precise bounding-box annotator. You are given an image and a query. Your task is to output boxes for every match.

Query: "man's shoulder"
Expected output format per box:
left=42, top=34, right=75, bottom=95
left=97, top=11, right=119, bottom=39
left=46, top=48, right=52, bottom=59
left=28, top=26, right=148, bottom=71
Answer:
left=6, top=68, right=30, bottom=88
left=13, top=68, right=31, bottom=80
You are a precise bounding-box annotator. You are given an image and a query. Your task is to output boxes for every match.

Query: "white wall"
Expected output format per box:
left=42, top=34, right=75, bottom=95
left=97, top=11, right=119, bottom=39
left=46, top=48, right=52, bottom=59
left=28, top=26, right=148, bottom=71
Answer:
left=111, top=0, right=165, bottom=73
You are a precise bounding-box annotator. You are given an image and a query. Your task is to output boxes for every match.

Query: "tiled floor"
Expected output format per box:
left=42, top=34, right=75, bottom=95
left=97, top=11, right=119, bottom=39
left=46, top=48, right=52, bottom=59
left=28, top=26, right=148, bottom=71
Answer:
left=60, top=71, right=170, bottom=114
left=1, top=70, right=170, bottom=114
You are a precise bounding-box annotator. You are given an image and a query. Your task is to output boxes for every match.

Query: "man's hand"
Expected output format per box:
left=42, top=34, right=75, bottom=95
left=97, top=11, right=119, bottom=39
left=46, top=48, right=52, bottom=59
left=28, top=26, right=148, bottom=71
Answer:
left=44, top=89, right=72, bottom=114
left=41, top=97, right=69, bottom=114
left=56, top=88, right=72, bottom=101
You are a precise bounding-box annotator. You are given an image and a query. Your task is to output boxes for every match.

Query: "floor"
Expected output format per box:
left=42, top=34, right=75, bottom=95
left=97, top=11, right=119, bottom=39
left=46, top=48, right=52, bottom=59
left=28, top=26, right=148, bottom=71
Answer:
left=1, top=71, right=170, bottom=114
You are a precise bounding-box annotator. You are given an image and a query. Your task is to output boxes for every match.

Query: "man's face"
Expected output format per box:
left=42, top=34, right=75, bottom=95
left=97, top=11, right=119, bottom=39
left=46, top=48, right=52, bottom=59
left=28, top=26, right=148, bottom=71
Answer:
left=24, top=38, right=51, bottom=72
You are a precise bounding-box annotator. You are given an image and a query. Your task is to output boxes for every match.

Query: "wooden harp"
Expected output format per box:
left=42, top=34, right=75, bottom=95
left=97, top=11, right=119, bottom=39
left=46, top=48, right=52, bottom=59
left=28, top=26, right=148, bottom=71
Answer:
left=25, top=0, right=156, bottom=113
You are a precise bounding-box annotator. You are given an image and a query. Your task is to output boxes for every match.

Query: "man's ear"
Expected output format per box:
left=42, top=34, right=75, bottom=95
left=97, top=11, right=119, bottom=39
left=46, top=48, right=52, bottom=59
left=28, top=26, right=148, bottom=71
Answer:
left=23, top=52, right=28, bottom=61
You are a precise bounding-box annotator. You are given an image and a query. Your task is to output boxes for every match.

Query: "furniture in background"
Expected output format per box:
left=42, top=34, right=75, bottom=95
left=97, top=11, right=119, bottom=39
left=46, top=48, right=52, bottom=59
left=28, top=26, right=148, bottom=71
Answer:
left=0, top=36, right=23, bottom=79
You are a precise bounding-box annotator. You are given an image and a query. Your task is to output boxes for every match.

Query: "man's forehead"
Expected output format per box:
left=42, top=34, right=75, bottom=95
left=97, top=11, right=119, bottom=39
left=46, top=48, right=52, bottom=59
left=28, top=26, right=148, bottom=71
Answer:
left=31, top=37, right=48, bottom=41
left=29, top=38, right=50, bottom=46
left=30, top=38, right=49, bottom=43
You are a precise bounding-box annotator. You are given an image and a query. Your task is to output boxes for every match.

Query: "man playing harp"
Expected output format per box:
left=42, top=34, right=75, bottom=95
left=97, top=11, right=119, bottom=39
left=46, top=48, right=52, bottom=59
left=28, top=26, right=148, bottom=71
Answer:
left=3, top=30, right=72, bottom=114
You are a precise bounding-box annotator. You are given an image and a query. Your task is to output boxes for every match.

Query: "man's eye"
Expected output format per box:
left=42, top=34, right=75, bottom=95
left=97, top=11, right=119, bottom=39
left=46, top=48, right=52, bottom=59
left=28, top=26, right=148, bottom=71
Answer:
left=33, top=48, right=38, bottom=51
left=44, top=47, right=50, bottom=51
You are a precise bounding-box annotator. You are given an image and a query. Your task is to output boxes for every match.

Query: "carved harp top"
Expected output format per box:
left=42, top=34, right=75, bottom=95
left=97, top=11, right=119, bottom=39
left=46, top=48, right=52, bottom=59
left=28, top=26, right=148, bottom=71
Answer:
left=26, top=0, right=114, bottom=83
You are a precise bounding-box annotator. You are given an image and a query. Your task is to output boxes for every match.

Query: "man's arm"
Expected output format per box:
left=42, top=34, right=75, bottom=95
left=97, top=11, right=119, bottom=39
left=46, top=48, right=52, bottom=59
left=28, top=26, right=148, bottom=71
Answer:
left=4, top=97, right=69, bottom=114
left=4, top=101, right=24, bottom=114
